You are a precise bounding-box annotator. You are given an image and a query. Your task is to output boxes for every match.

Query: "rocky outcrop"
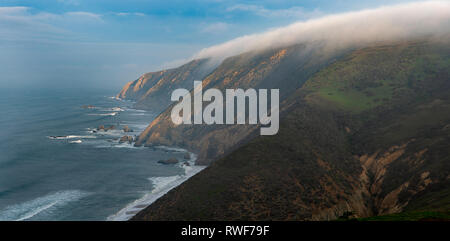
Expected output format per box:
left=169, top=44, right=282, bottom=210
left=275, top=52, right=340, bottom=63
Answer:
left=123, top=125, right=133, bottom=132
left=97, top=125, right=115, bottom=132
left=158, top=158, right=179, bottom=165
left=119, top=135, right=134, bottom=144
left=313, top=138, right=446, bottom=220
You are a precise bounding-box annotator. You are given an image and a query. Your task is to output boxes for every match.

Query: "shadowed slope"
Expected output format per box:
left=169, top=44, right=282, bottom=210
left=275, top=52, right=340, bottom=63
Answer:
left=132, top=40, right=450, bottom=221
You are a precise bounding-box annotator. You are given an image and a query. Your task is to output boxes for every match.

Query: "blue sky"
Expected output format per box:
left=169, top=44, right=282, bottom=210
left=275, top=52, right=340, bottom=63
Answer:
left=0, top=0, right=421, bottom=90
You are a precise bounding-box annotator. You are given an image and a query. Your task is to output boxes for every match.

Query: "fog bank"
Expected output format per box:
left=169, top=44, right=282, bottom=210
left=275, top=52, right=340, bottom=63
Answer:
left=194, top=1, right=450, bottom=62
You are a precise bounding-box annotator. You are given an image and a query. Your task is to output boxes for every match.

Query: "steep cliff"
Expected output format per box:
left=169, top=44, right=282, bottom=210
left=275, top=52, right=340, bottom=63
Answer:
left=116, top=59, right=215, bottom=113
left=134, top=43, right=351, bottom=164
left=132, top=39, right=450, bottom=221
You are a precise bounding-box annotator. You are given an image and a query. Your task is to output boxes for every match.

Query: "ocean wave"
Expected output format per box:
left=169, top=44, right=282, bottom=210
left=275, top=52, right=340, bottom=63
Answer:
left=90, top=129, right=123, bottom=135
left=88, top=112, right=118, bottom=116
left=48, top=135, right=96, bottom=140
left=107, top=153, right=205, bottom=221
left=0, top=190, right=90, bottom=221
left=148, top=175, right=184, bottom=194
left=126, top=108, right=146, bottom=113
left=113, top=142, right=141, bottom=149
left=154, top=145, right=187, bottom=153
left=109, top=96, right=121, bottom=101
left=95, top=107, right=124, bottom=112
left=93, top=141, right=141, bottom=149
left=111, top=107, right=124, bottom=112
left=69, top=140, right=82, bottom=144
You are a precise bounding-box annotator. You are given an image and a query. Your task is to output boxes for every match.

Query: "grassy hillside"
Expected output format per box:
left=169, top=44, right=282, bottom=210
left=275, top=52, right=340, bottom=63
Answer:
left=132, top=39, right=450, bottom=221
left=303, top=41, right=450, bottom=112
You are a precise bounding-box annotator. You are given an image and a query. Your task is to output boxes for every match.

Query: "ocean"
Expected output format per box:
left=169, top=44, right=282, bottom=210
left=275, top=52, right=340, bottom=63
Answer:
left=0, top=89, right=204, bottom=221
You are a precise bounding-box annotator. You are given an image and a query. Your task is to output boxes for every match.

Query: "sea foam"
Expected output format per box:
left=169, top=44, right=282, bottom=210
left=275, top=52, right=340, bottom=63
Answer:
left=0, top=190, right=90, bottom=221
left=107, top=152, right=205, bottom=221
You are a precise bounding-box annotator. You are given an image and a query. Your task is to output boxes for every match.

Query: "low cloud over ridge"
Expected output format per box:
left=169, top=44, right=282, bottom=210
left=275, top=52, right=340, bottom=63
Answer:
left=194, top=1, right=450, bottom=62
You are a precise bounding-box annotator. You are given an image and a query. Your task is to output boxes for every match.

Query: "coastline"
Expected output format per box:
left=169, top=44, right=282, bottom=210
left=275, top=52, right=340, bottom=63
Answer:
left=107, top=151, right=206, bottom=221
left=107, top=96, right=209, bottom=221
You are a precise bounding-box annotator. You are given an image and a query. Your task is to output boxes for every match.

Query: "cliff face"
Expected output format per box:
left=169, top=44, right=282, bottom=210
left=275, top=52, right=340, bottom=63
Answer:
left=132, top=39, right=450, bottom=221
left=134, top=43, right=350, bottom=164
left=116, top=59, right=214, bottom=113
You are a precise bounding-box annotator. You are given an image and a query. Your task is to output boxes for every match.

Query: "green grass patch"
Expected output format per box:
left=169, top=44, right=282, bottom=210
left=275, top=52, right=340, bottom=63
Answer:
left=302, top=41, right=450, bottom=113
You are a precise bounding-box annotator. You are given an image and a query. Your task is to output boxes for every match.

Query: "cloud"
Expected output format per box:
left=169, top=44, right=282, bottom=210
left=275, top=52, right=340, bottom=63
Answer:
left=0, top=7, right=103, bottom=24
left=0, top=6, right=69, bottom=42
left=195, top=1, right=450, bottom=62
left=116, top=12, right=129, bottom=16
left=201, top=22, right=230, bottom=34
left=57, top=0, right=80, bottom=6
left=115, top=12, right=146, bottom=17
left=226, top=4, right=322, bottom=19
left=65, top=11, right=103, bottom=22
left=0, top=6, right=29, bottom=15
left=0, top=7, right=105, bottom=42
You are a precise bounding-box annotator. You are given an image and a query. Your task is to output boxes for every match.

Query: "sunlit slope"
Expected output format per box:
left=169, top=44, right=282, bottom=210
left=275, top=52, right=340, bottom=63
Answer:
left=135, top=43, right=350, bottom=165
left=116, top=59, right=214, bottom=113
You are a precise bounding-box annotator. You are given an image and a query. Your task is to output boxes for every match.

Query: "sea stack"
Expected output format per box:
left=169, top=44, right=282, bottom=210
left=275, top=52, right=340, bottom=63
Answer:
left=157, top=158, right=179, bottom=165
